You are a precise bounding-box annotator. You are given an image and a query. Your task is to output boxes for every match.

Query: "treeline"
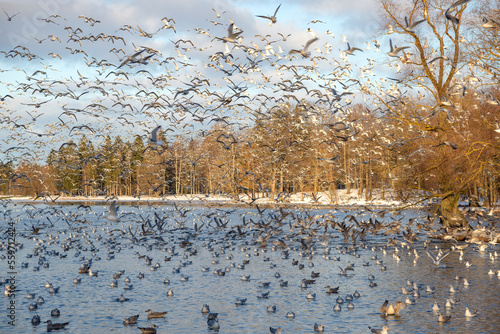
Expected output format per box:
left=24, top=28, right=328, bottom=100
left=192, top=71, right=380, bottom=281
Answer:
left=2, top=101, right=499, bottom=206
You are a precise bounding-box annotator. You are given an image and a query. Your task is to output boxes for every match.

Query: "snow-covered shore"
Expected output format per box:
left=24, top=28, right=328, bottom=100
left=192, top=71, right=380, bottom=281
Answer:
left=4, top=189, right=410, bottom=207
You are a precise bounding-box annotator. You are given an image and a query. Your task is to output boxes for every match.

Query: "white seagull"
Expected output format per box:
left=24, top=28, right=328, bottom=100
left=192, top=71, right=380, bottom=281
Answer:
left=426, top=249, right=451, bottom=266
left=107, top=201, right=120, bottom=222
left=149, top=126, right=163, bottom=146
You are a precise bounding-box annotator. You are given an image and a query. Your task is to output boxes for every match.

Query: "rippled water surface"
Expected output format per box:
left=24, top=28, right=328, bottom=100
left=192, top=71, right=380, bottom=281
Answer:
left=1, top=202, right=499, bottom=333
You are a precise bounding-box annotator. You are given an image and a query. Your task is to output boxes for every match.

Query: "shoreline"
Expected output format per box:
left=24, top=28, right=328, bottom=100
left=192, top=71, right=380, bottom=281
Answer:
left=1, top=190, right=495, bottom=212
left=3, top=194, right=498, bottom=244
left=1, top=191, right=415, bottom=209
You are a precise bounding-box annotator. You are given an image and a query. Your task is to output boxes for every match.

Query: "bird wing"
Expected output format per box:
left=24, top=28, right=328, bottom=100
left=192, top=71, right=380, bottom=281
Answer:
left=395, top=301, right=407, bottom=314
left=110, top=202, right=118, bottom=216
left=426, top=249, right=438, bottom=263
left=394, top=46, right=410, bottom=54
left=410, top=19, right=425, bottom=29
left=445, top=8, right=459, bottom=24
left=256, top=15, right=272, bottom=20
left=436, top=250, right=451, bottom=262
left=380, top=300, right=388, bottom=313
left=304, top=37, right=318, bottom=52
left=449, top=0, right=472, bottom=11
left=274, top=4, right=281, bottom=16
left=151, top=126, right=161, bottom=141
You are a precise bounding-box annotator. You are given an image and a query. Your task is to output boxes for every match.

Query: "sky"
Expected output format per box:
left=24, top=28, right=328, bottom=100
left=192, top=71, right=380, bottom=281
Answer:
left=0, top=0, right=382, bottom=52
left=0, top=0, right=435, bottom=164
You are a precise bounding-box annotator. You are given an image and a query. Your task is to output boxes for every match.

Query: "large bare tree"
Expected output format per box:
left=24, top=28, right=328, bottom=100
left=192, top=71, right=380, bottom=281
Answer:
left=374, top=0, right=499, bottom=228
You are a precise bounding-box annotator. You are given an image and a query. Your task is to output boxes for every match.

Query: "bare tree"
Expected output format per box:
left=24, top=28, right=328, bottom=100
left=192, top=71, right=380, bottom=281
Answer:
left=374, top=0, right=500, bottom=227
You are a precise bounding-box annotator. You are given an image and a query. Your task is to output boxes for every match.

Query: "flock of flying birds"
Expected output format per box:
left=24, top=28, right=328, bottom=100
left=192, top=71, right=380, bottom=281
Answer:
left=0, top=1, right=499, bottom=333
left=0, top=0, right=498, bottom=170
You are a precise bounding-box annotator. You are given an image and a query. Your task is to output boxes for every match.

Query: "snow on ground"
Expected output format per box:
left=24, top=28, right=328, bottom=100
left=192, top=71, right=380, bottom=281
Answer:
left=5, top=189, right=409, bottom=207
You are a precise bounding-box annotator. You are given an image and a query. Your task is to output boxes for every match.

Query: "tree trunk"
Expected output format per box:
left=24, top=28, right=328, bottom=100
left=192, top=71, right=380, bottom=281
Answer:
left=344, top=143, right=350, bottom=194
left=271, top=166, right=276, bottom=200
left=279, top=167, right=284, bottom=194
left=439, top=193, right=469, bottom=229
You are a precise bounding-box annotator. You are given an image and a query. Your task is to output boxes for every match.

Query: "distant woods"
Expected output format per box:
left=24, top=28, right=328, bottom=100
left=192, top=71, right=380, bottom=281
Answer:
left=2, top=100, right=499, bottom=207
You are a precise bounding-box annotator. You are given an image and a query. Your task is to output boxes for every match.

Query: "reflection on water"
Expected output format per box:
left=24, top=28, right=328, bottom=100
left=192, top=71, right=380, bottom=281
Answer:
left=1, top=203, right=499, bottom=333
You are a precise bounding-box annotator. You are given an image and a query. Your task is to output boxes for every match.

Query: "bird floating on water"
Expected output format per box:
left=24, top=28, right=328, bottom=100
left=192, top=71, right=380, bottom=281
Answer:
left=146, top=309, right=167, bottom=319
left=202, top=304, right=210, bottom=314
left=31, top=315, right=41, bottom=326
left=313, top=323, right=324, bottom=332
left=369, top=325, right=390, bottom=334
left=270, top=327, right=285, bottom=334
left=138, top=324, right=158, bottom=334
left=45, top=320, right=69, bottom=332
left=123, top=314, right=139, bottom=325
left=380, top=300, right=406, bottom=316
left=438, top=313, right=451, bottom=323
left=465, top=307, right=478, bottom=317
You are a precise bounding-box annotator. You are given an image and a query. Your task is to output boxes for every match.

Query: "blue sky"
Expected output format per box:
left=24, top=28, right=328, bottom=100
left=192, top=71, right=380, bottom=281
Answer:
left=0, top=0, right=404, bottom=163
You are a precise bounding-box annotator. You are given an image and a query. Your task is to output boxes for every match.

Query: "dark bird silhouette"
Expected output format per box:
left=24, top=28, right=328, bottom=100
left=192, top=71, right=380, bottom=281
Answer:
left=3, top=8, right=20, bottom=21
left=444, top=0, right=472, bottom=24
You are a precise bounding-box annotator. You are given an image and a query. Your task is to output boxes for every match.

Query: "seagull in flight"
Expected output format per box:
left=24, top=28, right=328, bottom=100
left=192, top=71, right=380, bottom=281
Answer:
left=317, top=156, right=339, bottom=163
left=444, top=0, right=472, bottom=24
left=404, top=16, right=425, bottom=33
left=343, top=42, right=363, bottom=55
left=149, top=126, right=163, bottom=146
left=256, top=4, right=281, bottom=25
left=3, top=8, right=20, bottom=21
left=387, top=39, right=410, bottom=57
left=289, top=37, right=319, bottom=58
left=107, top=202, right=120, bottom=222
left=218, top=22, right=243, bottom=44
left=426, top=249, right=451, bottom=266
left=481, top=17, right=500, bottom=29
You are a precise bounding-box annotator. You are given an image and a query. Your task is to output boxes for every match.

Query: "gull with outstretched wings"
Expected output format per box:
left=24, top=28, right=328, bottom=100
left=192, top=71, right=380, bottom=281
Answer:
left=426, top=249, right=451, bottom=266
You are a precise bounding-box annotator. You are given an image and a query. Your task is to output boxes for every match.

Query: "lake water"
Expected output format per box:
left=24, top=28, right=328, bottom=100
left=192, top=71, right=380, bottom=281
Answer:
left=1, top=202, right=499, bottom=333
